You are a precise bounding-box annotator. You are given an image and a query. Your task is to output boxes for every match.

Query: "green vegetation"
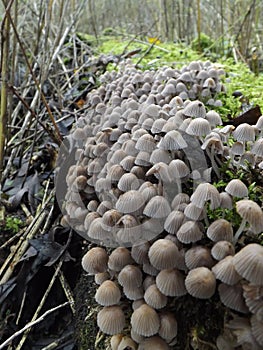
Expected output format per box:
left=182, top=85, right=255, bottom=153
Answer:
left=4, top=216, right=23, bottom=234
left=92, top=36, right=263, bottom=118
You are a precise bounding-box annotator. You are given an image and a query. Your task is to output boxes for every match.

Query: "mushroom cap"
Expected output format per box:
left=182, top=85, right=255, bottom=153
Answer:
left=212, top=256, right=242, bottom=285
left=123, top=285, right=144, bottom=301
left=81, top=247, right=108, bottom=274
left=131, top=304, right=160, bottom=337
left=135, top=133, right=156, bottom=152
left=94, top=271, right=110, bottom=285
left=116, top=190, right=145, bottom=214
left=131, top=239, right=151, bottom=264
left=251, top=314, right=263, bottom=346
left=236, top=200, right=263, bottom=234
left=157, top=130, right=188, bottom=150
left=232, top=123, right=255, bottom=142
left=164, top=210, right=185, bottom=234
left=190, top=182, right=220, bottom=209
left=144, top=284, right=168, bottom=309
left=97, top=305, right=126, bottom=335
left=168, top=159, right=190, bottom=178
left=118, top=264, right=143, bottom=289
left=185, top=267, right=216, bottom=299
left=176, top=220, right=203, bottom=244
left=184, top=203, right=204, bottom=221
left=206, top=219, right=233, bottom=242
left=130, top=328, right=145, bottom=344
left=148, top=239, right=179, bottom=269
left=110, top=334, right=123, bottom=350
left=242, top=283, right=263, bottom=314
left=183, top=100, right=206, bottom=118
left=101, top=209, right=122, bottom=231
left=233, top=243, right=263, bottom=285
left=108, top=247, right=134, bottom=272
left=225, top=179, right=248, bottom=198
left=158, top=311, right=178, bottom=342
left=185, top=245, right=215, bottom=269
left=138, top=336, right=170, bottom=350
left=117, top=336, right=137, bottom=350
left=117, top=173, right=141, bottom=192
left=185, top=118, right=211, bottom=136
left=156, top=268, right=187, bottom=297
left=218, top=283, right=249, bottom=313
left=211, top=240, right=235, bottom=261
left=95, top=280, right=121, bottom=306
left=143, top=196, right=171, bottom=219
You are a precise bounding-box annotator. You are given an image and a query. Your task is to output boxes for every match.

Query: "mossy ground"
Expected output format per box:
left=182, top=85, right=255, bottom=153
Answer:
left=74, top=273, right=107, bottom=350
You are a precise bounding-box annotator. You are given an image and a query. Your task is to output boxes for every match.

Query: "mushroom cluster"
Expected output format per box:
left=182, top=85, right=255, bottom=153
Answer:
left=57, top=59, right=263, bottom=349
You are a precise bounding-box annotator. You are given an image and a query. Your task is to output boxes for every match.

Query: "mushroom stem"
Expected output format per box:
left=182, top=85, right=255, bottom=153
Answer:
left=234, top=218, right=247, bottom=244
left=175, top=178, right=182, bottom=195
left=206, top=144, right=220, bottom=178
left=203, top=204, right=209, bottom=227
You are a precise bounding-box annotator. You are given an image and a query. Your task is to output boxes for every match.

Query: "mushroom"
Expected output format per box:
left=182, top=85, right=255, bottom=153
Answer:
left=206, top=219, right=233, bottom=242
left=130, top=304, right=160, bottom=337
left=97, top=305, right=126, bottom=335
left=81, top=247, right=108, bottom=274
left=95, top=280, right=121, bottom=306
left=148, top=239, right=179, bottom=270
left=232, top=243, right=263, bottom=285
left=234, top=200, right=263, bottom=242
left=138, top=336, right=170, bottom=350
left=144, top=284, right=168, bottom=309
left=218, top=283, right=249, bottom=313
left=212, top=256, right=241, bottom=285
left=117, top=336, right=138, bottom=350
left=185, top=267, right=216, bottom=299
left=158, top=311, right=178, bottom=343
left=156, top=268, right=187, bottom=297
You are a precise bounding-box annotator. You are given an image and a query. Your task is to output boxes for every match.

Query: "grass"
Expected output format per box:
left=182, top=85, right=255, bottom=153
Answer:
left=94, top=36, right=263, bottom=118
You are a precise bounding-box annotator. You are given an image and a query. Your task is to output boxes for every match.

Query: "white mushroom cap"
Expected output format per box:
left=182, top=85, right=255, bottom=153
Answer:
left=233, top=244, right=263, bottom=285
left=95, top=280, right=121, bottom=306
left=97, top=305, right=126, bottom=335
left=185, top=267, right=216, bottom=299
left=131, top=304, right=160, bottom=337
left=148, top=239, right=179, bottom=269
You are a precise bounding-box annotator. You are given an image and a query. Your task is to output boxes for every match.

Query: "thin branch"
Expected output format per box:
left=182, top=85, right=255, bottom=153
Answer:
left=0, top=302, right=70, bottom=350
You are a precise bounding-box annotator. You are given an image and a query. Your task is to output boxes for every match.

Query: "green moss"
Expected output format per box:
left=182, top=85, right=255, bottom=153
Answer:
left=98, top=38, right=200, bottom=68
left=3, top=216, right=23, bottom=234
left=191, top=33, right=215, bottom=53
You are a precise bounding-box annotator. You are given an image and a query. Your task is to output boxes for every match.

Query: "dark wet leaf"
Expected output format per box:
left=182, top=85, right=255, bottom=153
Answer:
left=0, top=277, right=17, bottom=304
left=27, top=236, right=67, bottom=266
left=224, top=105, right=261, bottom=126
left=6, top=171, right=41, bottom=212
left=20, top=246, right=38, bottom=261
left=8, top=187, right=28, bottom=208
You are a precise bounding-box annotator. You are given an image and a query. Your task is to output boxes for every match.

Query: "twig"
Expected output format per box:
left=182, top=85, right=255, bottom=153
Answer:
left=0, top=227, right=26, bottom=250
left=0, top=302, right=70, bottom=350
left=0, top=190, right=54, bottom=284
left=135, top=37, right=160, bottom=67
left=133, top=38, right=170, bottom=52
left=3, top=3, right=62, bottom=144
left=15, top=260, right=66, bottom=350
left=0, top=0, right=12, bottom=183
left=40, top=331, right=74, bottom=350
left=58, top=268, right=76, bottom=314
